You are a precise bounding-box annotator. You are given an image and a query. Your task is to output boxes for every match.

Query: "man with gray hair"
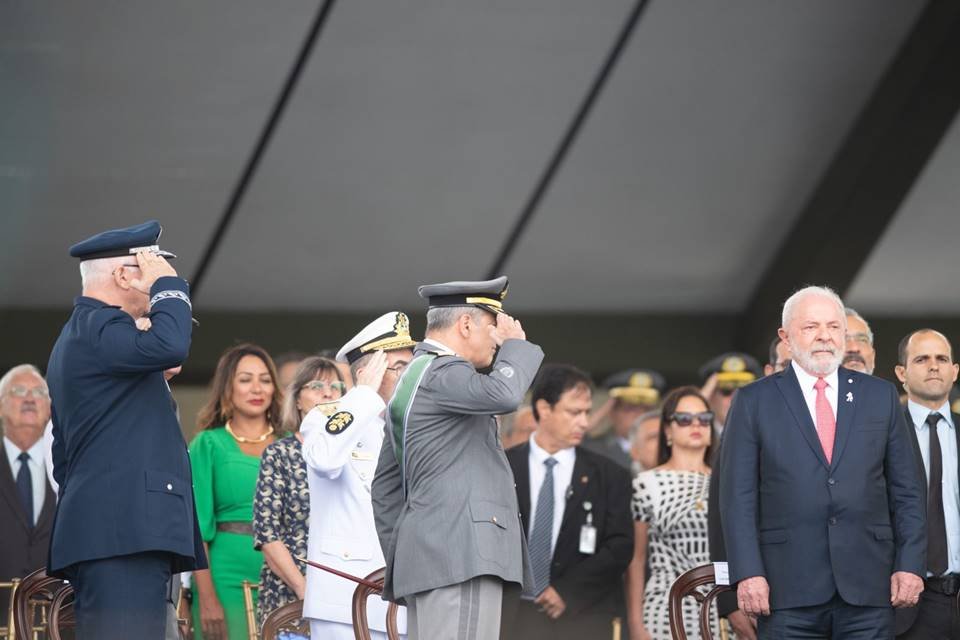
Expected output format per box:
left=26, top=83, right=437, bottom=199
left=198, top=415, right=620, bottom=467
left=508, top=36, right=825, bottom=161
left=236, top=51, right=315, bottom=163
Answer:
left=46, top=221, right=205, bottom=640
left=844, top=307, right=876, bottom=375
left=628, top=410, right=660, bottom=475
left=0, top=364, right=55, bottom=616
left=372, top=276, right=544, bottom=640
left=721, top=285, right=925, bottom=638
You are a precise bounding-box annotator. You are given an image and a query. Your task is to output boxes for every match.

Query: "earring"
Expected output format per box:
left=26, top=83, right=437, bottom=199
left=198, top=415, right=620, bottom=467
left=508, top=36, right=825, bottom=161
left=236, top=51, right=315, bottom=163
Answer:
left=666, top=438, right=673, bottom=446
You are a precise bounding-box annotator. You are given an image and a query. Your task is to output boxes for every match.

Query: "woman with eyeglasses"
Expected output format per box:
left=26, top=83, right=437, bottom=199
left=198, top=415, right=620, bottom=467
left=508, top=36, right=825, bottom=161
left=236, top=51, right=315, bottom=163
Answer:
left=252, top=356, right=346, bottom=637
left=627, top=386, right=720, bottom=640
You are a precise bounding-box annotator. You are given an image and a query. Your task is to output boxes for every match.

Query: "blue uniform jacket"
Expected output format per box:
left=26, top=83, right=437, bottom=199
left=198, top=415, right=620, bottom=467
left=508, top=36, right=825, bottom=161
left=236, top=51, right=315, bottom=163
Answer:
left=46, top=276, right=206, bottom=576
left=719, top=365, right=926, bottom=609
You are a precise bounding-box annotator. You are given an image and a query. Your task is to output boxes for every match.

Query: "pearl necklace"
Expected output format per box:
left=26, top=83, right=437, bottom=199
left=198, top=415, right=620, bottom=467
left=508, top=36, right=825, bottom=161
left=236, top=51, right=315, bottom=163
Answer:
left=225, top=421, right=274, bottom=444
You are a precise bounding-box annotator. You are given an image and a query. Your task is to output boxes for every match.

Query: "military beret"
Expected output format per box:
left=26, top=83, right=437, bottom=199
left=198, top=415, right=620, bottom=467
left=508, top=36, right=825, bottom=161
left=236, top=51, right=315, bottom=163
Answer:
left=336, top=311, right=417, bottom=364
left=69, top=220, right=176, bottom=261
left=603, top=369, right=666, bottom=406
left=418, top=276, right=509, bottom=315
left=699, top=352, right=762, bottom=389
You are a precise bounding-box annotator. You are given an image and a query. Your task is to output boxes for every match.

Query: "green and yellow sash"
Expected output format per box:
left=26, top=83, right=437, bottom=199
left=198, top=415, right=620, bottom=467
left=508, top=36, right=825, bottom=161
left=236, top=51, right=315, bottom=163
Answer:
left=387, top=353, right=436, bottom=496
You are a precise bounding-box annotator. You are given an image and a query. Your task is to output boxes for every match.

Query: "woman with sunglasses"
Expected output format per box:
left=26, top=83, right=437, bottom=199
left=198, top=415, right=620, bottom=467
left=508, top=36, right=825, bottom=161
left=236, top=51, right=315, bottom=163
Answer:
left=627, top=386, right=719, bottom=640
left=252, top=356, right=346, bottom=636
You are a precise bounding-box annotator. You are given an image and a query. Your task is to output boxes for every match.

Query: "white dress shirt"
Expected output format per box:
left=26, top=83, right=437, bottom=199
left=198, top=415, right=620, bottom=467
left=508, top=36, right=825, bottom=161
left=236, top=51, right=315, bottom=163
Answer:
left=907, top=400, right=960, bottom=575
left=528, top=434, right=576, bottom=555
left=791, top=361, right=838, bottom=428
left=4, top=435, right=47, bottom=524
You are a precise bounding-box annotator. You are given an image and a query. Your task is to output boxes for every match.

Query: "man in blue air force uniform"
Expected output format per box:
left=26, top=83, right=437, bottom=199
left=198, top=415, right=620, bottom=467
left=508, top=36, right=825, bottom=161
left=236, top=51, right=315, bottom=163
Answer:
left=46, top=221, right=206, bottom=640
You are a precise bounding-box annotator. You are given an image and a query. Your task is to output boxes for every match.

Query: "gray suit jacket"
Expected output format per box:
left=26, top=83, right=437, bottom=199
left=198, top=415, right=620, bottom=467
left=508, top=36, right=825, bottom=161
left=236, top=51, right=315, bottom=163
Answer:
left=372, top=339, right=544, bottom=601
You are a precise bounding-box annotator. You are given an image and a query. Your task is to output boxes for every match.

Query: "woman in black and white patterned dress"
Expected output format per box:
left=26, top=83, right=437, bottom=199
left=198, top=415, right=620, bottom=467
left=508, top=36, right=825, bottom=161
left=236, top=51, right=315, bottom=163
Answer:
left=627, top=386, right=720, bottom=640
left=253, top=356, right=346, bottom=637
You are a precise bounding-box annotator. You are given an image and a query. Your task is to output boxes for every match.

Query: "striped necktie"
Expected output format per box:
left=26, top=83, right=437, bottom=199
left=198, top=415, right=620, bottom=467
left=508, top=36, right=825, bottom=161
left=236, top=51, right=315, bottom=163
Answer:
left=529, top=457, right=558, bottom=596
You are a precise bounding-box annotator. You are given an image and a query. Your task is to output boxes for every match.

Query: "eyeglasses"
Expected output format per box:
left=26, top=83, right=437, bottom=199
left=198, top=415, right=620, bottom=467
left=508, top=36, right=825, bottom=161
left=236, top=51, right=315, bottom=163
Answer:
left=386, top=362, right=409, bottom=375
left=846, top=332, right=872, bottom=345
left=302, top=380, right=346, bottom=394
left=7, top=385, right=49, bottom=399
left=670, top=411, right=714, bottom=427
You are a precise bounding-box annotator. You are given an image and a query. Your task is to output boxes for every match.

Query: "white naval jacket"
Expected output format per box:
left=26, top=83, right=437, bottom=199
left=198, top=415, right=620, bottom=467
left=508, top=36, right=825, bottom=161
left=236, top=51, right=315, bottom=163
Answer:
left=300, top=385, right=407, bottom=633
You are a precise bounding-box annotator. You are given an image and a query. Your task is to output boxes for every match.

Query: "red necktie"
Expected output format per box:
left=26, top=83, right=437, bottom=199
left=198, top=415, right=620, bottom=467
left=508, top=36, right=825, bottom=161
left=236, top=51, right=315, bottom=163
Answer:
left=814, top=378, right=836, bottom=464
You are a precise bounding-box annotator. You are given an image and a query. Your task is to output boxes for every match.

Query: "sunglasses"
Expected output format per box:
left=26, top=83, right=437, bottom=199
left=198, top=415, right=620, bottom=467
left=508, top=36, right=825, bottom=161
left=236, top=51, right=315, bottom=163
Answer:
left=302, top=380, right=346, bottom=394
left=670, top=411, right=714, bottom=427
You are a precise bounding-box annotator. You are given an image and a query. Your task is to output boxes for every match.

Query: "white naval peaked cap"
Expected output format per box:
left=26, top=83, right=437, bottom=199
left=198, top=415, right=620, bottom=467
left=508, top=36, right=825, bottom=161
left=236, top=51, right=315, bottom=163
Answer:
left=335, top=311, right=417, bottom=364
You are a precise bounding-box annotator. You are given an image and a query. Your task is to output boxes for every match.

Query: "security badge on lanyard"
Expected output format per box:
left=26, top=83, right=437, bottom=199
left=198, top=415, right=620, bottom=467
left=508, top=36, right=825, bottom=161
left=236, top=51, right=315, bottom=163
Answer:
left=579, top=500, right=597, bottom=555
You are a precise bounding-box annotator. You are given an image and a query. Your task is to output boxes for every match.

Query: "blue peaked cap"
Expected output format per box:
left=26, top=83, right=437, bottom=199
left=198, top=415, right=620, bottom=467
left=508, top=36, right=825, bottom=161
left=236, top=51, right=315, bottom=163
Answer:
left=69, top=220, right=177, bottom=261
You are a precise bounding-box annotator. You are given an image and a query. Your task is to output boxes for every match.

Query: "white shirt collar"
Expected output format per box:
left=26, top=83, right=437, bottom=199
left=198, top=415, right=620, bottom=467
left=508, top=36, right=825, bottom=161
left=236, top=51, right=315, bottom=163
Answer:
left=529, top=432, right=576, bottom=467
left=791, top=359, right=839, bottom=391
left=3, top=435, right=45, bottom=471
left=908, top=399, right=954, bottom=431
left=422, top=337, right=459, bottom=357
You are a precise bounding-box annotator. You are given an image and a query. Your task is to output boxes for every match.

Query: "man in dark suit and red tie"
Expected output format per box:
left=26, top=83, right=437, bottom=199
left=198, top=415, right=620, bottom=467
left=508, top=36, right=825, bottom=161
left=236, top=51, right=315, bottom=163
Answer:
left=720, top=286, right=926, bottom=638
left=893, top=329, right=960, bottom=638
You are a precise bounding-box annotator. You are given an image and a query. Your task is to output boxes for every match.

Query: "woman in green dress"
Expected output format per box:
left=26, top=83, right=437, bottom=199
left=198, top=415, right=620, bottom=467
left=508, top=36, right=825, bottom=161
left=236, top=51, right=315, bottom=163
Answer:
left=189, top=343, right=284, bottom=640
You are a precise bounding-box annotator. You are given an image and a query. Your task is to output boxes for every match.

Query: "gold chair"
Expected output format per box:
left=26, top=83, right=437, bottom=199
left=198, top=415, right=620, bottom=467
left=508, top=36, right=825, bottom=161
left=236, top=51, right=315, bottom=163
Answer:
left=0, top=579, right=23, bottom=640
left=241, top=580, right=260, bottom=640
left=1, top=578, right=20, bottom=640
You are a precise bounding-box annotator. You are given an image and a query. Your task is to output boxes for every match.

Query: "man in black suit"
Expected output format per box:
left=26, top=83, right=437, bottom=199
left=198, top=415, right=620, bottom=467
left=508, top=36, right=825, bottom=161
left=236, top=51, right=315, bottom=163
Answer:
left=501, top=364, right=633, bottom=640
left=0, top=364, right=56, bottom=617
left=894, top=329, right=960, bottom=639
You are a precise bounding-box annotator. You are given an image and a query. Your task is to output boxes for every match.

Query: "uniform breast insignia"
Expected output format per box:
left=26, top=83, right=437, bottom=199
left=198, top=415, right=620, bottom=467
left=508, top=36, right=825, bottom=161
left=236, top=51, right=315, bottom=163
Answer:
left=326, top=411, right=354, bottom=435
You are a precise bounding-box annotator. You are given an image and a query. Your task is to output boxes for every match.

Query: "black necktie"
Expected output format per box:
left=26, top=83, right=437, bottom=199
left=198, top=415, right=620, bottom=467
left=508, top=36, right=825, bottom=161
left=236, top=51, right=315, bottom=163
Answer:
left=16, top=451, right=34, bottom=528
left=926, top=412, right=948, bottom=575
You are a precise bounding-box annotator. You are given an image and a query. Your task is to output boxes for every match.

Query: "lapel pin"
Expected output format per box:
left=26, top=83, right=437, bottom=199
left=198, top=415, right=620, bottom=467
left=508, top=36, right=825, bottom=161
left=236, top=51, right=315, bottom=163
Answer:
left=581, top=475, right=589, bottom=484
left=848, top=378, right=853, bottom=383
left=846, top=392, right=853, bottom=403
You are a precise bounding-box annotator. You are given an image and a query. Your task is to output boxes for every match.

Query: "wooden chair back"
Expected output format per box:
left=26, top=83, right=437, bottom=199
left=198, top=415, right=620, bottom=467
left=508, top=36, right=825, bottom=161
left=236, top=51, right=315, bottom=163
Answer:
left=351, top=568, right=400, bottom=640
left=47, top=586, right=75, bottom=640
left=668, top=564, right=731, bottom=640
left=12, top=568, right=71, bottom=640
left=260, top=599, right=308, bottom=640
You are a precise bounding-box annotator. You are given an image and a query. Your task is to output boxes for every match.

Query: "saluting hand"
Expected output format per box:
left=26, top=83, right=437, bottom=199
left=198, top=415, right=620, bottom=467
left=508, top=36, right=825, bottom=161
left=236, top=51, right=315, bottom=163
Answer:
left=129, top=250, right=177, bottom=293
left=356, top=349, right=388, bottom=392
left=489, top=312, right=526, bottom=346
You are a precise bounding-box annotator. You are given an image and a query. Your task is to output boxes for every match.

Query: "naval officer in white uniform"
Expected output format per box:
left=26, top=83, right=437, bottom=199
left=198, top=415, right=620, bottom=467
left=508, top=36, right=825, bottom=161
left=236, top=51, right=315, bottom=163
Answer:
left=301, top=311, right=415, bottom=639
